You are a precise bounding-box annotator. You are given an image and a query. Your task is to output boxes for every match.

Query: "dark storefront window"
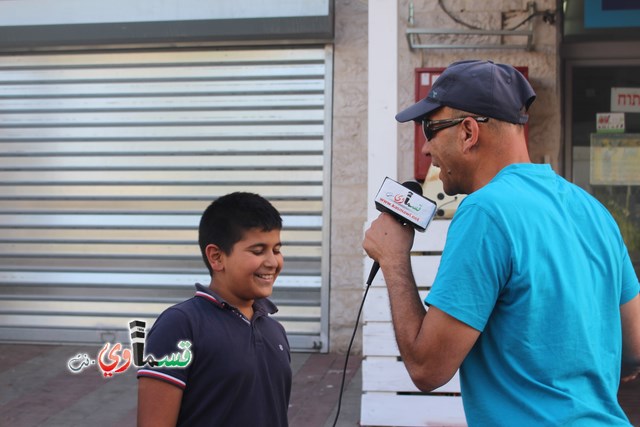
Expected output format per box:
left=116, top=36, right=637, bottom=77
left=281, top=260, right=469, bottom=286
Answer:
left=570, top=65, right=640, bottom=274
left=564, top=4, right=640, bottom=415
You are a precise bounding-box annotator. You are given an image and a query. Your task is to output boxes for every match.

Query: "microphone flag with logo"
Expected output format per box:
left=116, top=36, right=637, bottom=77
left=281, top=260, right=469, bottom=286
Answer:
left=367, top=178, right=437, bottom=285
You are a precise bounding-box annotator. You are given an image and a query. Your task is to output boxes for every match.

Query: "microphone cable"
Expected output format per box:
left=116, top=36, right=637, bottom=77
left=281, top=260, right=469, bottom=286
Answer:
left=331, top=274, right=374, bottom=427
left=332, top=179, right=429, bottom=425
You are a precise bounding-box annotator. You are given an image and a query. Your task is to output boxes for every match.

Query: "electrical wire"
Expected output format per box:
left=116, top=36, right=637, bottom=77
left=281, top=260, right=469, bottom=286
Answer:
left=437, top=0, right=556, bottom=31
left=438, top=0, right=484, bottom=30
left=506, top=9, right=556, bottom=30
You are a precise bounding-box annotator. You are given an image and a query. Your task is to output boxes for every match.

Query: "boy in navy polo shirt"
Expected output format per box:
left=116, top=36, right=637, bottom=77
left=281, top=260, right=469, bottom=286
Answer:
left=137, top=192, right=292, bottom=427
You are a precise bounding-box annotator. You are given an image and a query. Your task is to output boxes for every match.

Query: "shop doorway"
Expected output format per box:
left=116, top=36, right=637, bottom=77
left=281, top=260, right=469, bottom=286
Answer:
left=565, top=62, right=640, bottom=274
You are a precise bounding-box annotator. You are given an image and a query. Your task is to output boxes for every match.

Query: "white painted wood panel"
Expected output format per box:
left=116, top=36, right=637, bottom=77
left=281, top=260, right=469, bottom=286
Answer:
left=413, top=219, right=450, bottom=252
left=363, top=322, right=398, bottom=357
left=363, top=358, right=461, bottom=393
left=362, top=216, right=466, bottom=425
left=361, top=392, right=466, bottom=426
left=363, top=287, right=429, bottom=322
left=369, top=255, right=441, bottom=288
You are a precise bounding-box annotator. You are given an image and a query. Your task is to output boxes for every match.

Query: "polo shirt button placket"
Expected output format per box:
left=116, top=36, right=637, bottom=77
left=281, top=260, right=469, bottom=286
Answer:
left=252, top=315, right=266, bottom=348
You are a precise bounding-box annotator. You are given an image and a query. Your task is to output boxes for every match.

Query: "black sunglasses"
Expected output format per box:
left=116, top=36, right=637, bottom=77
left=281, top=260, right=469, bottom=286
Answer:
left=421, top=116, right=489, bottom=141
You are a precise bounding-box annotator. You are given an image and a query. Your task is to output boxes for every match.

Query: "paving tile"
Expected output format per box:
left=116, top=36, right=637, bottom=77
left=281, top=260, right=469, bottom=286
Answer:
left=4, top=343, right=634, bottom=426
left=0, top=345, right=363, bottom=427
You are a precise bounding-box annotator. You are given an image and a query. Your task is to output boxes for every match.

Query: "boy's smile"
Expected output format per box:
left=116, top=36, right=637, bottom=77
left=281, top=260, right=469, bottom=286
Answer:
left=207, top=228, right=283, bottom=318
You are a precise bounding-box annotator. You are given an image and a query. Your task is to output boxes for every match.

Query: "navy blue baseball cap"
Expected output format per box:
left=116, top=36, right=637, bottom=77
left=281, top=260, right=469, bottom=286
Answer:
left=395, top=60, right=536, bottom=124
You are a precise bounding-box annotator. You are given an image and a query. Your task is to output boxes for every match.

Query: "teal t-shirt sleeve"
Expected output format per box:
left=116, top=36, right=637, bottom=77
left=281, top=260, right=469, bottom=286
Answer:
left=621, top=247, right=640, bottom=305
left=425, top=204, right=511, bottom=332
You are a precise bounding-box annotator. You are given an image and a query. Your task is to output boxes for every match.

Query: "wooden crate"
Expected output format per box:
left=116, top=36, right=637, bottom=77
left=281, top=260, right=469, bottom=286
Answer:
left=361, top=219, right=468, bottom=426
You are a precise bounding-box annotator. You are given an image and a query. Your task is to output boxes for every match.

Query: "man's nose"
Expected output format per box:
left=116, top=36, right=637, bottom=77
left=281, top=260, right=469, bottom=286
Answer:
left=421, top=139, right=431, bottom=157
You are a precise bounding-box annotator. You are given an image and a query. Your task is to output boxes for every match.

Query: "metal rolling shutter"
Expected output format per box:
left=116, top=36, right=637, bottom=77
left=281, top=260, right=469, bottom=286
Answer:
left=0, top=47, right=331, bottom=351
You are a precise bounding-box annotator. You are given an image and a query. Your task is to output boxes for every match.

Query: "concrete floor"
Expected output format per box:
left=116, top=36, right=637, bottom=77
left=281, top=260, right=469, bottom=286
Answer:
left=1, top=343, right=638, bottom=426
left=0, top=343, right=362, bottom=427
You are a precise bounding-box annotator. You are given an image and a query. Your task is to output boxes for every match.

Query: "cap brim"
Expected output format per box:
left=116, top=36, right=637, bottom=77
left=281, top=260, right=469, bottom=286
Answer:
left=395, top=98, right=442, bottom=123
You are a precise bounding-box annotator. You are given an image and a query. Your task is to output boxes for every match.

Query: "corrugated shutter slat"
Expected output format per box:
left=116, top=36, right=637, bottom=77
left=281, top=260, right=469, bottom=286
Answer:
left=0, top=47, right=329, bottom=351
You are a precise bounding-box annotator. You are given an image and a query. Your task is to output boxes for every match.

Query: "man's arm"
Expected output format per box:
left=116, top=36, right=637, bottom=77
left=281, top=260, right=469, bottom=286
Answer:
left=363, top=213, right=480, bottom=391
left=621, top=293, right=640, bottom=383
left=138, top=377, right=183, bottom=427
left=379, top=247, right=480, bottom=391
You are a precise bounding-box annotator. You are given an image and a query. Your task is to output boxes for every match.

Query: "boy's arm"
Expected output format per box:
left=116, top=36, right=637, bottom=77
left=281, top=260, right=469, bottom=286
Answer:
left=621, top=293, right=640, bottom=383
left=138, top=377, right=183, bottom=427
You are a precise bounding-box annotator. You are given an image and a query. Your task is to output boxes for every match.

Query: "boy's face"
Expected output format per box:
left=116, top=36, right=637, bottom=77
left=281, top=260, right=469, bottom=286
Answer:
left=212, top=228, right=283, bottom=305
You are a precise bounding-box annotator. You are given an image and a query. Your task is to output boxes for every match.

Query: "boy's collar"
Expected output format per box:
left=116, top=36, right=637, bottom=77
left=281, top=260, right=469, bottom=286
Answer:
left=194, top=282, right=278, bottom=315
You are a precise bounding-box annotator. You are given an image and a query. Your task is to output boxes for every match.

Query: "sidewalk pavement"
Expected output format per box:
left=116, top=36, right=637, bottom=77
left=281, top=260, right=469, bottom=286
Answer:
left=1, top=343, right=638, bottom=426
left=0, top=343, right=362, bottom=427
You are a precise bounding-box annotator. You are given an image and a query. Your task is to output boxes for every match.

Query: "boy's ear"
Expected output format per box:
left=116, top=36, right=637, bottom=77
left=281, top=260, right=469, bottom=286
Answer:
left=205, top=244, right=225, bottom=272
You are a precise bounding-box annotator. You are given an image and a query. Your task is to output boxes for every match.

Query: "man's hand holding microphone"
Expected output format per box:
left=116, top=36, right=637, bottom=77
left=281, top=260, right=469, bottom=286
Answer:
left=363, top=178, right=437, bottom=285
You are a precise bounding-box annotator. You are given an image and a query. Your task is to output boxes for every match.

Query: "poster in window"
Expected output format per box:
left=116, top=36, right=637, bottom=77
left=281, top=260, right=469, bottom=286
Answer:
left=590, top=134, right=640, bottom=186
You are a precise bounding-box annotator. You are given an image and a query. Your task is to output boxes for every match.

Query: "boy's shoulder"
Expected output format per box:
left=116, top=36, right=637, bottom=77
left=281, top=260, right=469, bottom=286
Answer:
left=148, top=297, right=198, bottom=338
left=156, top=283, right=220, bottom=316
left=149, top=286, right=218, bottom=334
left=157, top=294, right=200, bottom=318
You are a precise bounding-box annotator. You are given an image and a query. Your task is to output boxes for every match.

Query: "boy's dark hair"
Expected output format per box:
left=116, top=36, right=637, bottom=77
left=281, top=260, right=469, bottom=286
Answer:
left=198, top=192, right=282, bottom=275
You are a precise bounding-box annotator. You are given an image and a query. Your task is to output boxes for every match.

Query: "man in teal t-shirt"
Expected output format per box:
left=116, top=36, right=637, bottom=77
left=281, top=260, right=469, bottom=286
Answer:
left=427, top=163, right=637, bottom=425
left=363, top=60, right=640, bottom=425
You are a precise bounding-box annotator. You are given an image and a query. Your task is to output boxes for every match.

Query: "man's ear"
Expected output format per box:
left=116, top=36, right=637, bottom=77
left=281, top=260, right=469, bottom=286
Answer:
left=460, top=118, right=480, bottom=153
left=205, top=244, right=225, bottom=272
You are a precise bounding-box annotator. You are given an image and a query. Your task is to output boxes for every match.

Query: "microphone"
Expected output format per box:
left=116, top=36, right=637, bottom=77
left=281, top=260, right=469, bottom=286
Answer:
left=366, top=178, right=437, bottom=285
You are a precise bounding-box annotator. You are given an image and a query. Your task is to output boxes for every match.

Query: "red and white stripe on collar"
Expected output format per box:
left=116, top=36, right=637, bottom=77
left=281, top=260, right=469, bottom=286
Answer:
left=195, top=291, right=222, bottom=307
left=195, top=290, right=250, bottom=324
